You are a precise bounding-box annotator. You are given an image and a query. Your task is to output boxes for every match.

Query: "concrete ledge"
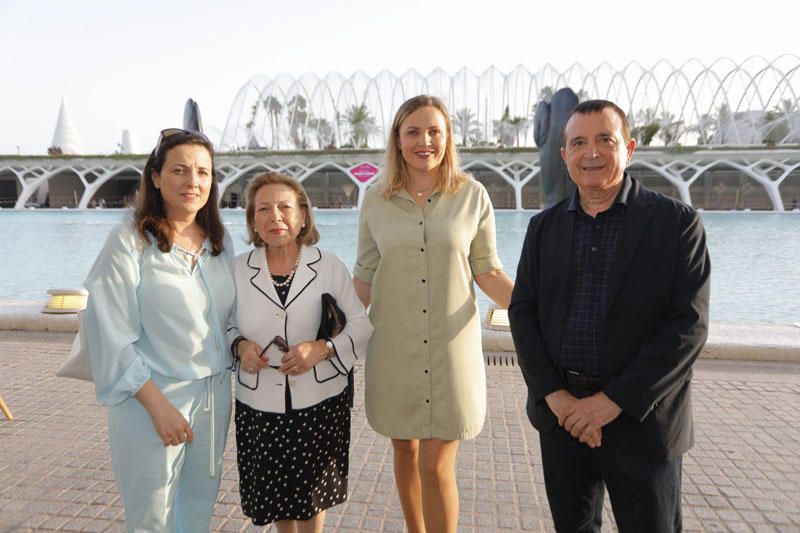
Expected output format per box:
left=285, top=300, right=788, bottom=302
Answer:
left=2, top=300, right=798, bottom=362
left=701, top=322, right=800, bottom=362
left=0, top=301, right=78, bottom=332
left=483, top=320, right=800, bottom=362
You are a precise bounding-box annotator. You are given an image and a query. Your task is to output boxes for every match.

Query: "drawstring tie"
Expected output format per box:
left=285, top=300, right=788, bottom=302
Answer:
left=195, top=254, right=225, bottom=478
left=204, top=375, right=215, bottom=477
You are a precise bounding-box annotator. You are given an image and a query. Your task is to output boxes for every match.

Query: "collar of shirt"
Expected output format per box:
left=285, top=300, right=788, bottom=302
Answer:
left=567, top=172, right=632, bottom=214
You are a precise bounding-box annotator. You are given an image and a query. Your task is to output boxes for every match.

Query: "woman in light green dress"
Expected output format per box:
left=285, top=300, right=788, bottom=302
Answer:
left=354, top=95, right=514, bottom=533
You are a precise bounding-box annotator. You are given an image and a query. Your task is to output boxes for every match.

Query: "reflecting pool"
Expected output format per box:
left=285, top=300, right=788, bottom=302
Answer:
left=1, top=210, right=798, bottom=325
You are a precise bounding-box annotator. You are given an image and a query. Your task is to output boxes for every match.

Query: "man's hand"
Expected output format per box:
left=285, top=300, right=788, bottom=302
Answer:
left=545, top=389, right=603, bottom=447
left=562, top=392, right=622, bottom=448
left=544, top=389, right=578, bottom=423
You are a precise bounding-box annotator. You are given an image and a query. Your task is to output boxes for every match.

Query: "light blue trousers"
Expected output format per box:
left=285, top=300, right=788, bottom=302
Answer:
left=108, top=370, right=232, bottom=533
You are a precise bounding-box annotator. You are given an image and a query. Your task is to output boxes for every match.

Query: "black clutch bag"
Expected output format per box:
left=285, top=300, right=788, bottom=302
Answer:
left=316, top=293, right=354, bottom=407
left=317, top=293, right=346, bottom=339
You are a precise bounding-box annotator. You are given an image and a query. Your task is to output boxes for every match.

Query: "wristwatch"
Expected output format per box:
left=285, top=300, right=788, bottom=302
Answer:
left=324, top=339, right=334, bottom=358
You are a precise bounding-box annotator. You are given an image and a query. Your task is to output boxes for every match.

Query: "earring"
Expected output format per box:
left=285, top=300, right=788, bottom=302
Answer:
left=302, top=223, right=306, bottom=228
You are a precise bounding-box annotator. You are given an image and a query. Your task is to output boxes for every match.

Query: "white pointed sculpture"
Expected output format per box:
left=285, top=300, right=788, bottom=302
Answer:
left=50, top=100, right=84, bottom=155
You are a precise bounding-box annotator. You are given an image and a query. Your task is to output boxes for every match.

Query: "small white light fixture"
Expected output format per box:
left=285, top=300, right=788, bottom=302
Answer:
left=42, top=289, right=88, bottom=314
left=486, top=307, right=510, bottom=330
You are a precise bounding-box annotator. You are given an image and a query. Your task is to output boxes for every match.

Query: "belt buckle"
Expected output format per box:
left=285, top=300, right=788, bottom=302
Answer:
left=566, top=370, right=583, bottom=385
left=565, top=369, right=596, bottom=389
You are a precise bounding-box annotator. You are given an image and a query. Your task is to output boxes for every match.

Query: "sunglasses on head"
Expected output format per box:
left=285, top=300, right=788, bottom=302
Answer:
left=152, top=128, right=211, bottom=159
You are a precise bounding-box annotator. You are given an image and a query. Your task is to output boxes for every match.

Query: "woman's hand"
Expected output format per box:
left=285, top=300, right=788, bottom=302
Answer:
left=279, top=340, right=328, bottom=375
left=238, top=339, right=268, bottom=374
left=149, top=401, right=195, bottom=447
left=135, top=380, right=194, bottom=447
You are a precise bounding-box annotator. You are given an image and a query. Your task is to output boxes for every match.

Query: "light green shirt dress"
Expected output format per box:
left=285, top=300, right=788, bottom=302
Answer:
left=354, top=179, right=502, bottom=440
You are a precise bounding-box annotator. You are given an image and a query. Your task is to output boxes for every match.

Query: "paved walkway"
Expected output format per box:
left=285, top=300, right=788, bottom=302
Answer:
left=1, top=331, right=799, bottom=532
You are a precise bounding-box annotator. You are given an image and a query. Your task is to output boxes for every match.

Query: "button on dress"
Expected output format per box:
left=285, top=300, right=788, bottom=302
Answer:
left=355, top=179, right=502, bottom=440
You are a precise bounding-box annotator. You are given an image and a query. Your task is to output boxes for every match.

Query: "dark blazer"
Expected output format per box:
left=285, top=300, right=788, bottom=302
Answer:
left=509, top=176, right=710, bottom=460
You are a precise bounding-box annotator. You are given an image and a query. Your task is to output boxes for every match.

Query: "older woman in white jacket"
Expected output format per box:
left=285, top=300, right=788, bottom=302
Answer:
left=227, top=172, right=373, bottom=533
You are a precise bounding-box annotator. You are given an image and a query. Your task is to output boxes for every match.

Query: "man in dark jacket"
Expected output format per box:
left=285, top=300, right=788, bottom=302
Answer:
left=509, top=99, right=710, bottom=532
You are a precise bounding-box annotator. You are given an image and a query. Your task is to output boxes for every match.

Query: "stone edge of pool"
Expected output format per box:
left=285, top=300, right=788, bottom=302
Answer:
left=1, top=300, right=798, bottom=363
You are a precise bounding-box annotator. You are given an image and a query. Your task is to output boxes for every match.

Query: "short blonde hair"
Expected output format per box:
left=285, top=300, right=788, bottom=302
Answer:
left=380, top=95, right=468, bottom=199
left=244, top=172, right=320, bottom=248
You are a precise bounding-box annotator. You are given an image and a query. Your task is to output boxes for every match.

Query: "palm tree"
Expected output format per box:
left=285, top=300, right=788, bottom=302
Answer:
left=309, top=116, right=335, bottom=149
left=262, top=96, right=283, bottom=149
left=687, top=113, right=716, bottom=145
left=631, top=108, right=660, bottom=146
left=245, top=102, right=258, bottom=132
left=342, top=104, right=378, bottom=148
left=451, top=107, right=482, bottom=146
left=493, top=106, right=515, bottom=147
left=509, top=115, right=530, bottom=147
left=286, top=95, right=309, bottom=149
left=493, top=106, right=528, bottom=147
left=763, top=108, right=789, bottom=146
left=658, top=111, right=685, bottom=146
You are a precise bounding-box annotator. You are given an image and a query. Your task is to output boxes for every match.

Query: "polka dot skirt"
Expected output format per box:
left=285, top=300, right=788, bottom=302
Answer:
left=235, top=390, right=350, bottom=525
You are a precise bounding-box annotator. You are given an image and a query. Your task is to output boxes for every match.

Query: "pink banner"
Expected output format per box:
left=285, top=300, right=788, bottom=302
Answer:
left=350, top=163, right=379, bottom=183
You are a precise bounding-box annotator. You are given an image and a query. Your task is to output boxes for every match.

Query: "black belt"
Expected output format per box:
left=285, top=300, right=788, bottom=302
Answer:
left=560, top=368, right=602, bottom=391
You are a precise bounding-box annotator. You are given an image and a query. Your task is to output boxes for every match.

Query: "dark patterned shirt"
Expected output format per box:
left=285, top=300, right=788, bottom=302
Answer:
left=558, top=175, right=631, bottom=375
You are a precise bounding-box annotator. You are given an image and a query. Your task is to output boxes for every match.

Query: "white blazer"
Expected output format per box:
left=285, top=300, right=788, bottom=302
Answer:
left=228, top=245, right=373, bottom=412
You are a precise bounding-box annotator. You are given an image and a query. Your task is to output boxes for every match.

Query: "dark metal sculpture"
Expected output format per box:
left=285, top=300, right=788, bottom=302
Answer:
left=534, top=87, right=578, bottom=207
left=183, top=99, right=203, bottom=133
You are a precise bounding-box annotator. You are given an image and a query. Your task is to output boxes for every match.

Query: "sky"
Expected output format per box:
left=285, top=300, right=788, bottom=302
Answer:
left=0, top=0, right=797, bottom=155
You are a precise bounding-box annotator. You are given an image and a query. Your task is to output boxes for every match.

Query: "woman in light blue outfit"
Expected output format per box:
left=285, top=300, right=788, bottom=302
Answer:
left=83, top=129, right=235, bottom=532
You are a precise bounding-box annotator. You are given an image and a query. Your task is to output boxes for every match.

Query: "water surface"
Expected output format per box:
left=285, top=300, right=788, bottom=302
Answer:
left=1, top=210, right=798, bottom=325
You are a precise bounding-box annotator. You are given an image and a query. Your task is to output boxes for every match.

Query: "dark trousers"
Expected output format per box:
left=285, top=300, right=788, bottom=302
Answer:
left=540, top=426, right=683, bottom=533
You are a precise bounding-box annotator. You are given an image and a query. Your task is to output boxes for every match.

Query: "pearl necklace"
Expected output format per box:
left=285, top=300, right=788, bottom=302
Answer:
left=265, top=248, right=302, bottom=288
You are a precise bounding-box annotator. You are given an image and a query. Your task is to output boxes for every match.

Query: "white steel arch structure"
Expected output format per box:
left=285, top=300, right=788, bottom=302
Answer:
left=220, top=56, right=800, bottom=152
left=2, top=147, right=798, bottom=211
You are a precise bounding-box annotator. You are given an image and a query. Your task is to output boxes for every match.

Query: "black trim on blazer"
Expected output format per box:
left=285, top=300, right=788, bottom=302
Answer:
left=340, top=333, right=358, bottom=375
left=325, top=333, right=351, bottom=376
left=283, top=247, right=322, bottom=309
left=313, top=363, right=340, bottom=384
left=246, top=248, right=283, bottom=309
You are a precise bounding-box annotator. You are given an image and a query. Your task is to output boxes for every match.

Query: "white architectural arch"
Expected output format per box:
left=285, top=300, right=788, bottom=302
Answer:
left=220, top=57, right=800, bottom=153
left=4, top=148, right=797, bottom=211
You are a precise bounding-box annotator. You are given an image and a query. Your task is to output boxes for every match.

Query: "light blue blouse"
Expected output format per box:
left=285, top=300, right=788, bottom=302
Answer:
left=84, top=222, right=236, bottom=406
